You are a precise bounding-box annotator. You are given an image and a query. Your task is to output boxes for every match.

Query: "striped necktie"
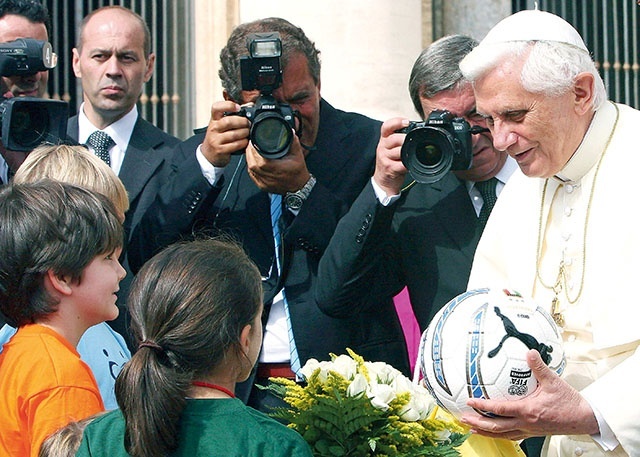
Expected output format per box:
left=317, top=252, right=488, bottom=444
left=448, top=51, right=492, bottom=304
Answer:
left=270, top=193, right=301, bottom=376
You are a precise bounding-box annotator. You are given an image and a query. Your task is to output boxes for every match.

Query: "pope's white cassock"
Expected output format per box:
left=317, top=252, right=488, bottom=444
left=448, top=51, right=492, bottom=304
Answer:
left=468, top=101, right=640, bottom=457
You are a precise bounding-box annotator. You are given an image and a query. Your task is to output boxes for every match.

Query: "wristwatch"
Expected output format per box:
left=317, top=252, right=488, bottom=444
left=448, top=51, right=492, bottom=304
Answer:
left=284, top=174, right=316, bottom=211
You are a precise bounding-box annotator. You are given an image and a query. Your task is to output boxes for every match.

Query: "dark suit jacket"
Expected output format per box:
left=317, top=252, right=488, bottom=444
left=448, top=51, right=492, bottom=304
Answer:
left=316, top=172, right=481, bottom=331
left=68, top=114, right=181, bottom=345
left=67, top=115, right=181, bottom=237
left=129, top=99, right=411, bottom=377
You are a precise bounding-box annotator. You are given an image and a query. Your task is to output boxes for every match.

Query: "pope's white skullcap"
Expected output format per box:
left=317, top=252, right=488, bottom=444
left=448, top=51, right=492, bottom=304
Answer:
left=480, top=9, right=588, bottom=52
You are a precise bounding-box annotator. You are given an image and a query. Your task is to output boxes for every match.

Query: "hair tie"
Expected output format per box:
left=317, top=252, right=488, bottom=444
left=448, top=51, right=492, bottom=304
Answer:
left=138, top=340, right=164, bottom=352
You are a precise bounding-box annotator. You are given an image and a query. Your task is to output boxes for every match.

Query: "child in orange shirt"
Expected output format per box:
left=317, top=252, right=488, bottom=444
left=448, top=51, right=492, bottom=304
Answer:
left=0, top=180, right=125, bottom=457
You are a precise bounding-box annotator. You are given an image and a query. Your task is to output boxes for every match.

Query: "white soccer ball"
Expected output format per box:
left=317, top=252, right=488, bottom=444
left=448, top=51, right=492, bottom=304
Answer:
left=418, top=288, right=565, bottom=419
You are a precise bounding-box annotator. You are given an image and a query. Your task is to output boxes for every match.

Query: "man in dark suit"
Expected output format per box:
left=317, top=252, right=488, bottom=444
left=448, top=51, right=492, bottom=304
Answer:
left=68, top=6, right=180, bottom=345
left=316, top=35, right=515, bottom=339
left=128, top=17, right=410, bottom=410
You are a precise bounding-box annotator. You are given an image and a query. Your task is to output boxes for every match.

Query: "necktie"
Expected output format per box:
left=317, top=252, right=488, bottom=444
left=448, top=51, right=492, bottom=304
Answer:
left=86, top=131, right=114, bottom=166
left=476, top=177, right=499, bottom=228
left=270, top=193, right=301, bottom=376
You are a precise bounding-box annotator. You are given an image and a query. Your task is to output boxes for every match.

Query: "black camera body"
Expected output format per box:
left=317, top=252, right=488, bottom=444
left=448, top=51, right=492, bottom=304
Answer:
left=0, top=38, right=68, bottom=152
left=399, top=110, right=473, bottom=184
left=0, top=97, right=68, bottom=151
left=231, top=32, right=300, bottom=159
left=236, top=94, right=297, bottom=159
left=0, top=37, right=56, bottom=76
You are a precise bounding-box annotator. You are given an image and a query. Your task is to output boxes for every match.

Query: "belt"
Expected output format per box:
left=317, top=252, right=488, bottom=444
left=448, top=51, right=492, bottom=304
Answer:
left=257, top=363, right=296, bottom=380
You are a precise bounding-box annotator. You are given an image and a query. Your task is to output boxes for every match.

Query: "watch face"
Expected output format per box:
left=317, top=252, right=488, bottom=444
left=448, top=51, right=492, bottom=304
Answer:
left=285, top=193, right=304, bottom=210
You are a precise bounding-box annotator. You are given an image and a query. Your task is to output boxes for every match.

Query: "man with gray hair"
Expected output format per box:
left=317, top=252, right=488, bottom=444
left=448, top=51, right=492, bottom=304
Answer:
left=462, top=9, right=640, bottom=456
left=317, top=34, right=515, bottom=331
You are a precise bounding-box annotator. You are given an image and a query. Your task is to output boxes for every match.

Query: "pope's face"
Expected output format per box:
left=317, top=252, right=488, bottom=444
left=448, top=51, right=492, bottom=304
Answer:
left=473, top=54, right=590, bottom=178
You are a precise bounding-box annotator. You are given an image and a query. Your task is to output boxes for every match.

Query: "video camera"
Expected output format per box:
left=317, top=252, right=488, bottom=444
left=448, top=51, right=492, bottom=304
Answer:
left=398, top=110, right=488, bottom=184
left=0, top=38, right=68, bottom=152
left=229, top=32, right=300, bottom=159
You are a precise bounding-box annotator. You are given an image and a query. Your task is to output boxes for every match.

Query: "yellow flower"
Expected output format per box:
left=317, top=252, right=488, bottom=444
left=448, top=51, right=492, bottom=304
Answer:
left=263, top=349, right=468, bottom=457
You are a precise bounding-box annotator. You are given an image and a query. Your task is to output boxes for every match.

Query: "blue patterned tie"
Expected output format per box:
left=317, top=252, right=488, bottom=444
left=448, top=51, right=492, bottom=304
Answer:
left=86, top=130, right=114, bottom=166
left=270, top=193, right=301, bottom=376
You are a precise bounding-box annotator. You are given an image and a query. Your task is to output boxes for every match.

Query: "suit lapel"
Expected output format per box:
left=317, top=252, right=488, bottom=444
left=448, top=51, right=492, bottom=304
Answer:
left=68, top=116, right=166, bottom=204
left=429, top=175, right=481, bottom=261
left=67, top=117, right=79, bottom=141
left=304, top=100, right=356, bottom=183
left=218, top=155, right=274, bottom=248
left=117, top=118, right=166, bottom=203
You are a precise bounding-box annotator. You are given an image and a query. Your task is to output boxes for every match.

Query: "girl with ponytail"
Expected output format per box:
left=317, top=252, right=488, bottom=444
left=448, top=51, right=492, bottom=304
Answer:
left=75, top=238, right=312, bottom=457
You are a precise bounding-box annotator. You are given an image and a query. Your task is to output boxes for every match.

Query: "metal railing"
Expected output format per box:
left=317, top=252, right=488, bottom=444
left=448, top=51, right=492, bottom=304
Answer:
left=45, top=0, right=194, bottom=140
left=513, top=0, right=639, bottom=109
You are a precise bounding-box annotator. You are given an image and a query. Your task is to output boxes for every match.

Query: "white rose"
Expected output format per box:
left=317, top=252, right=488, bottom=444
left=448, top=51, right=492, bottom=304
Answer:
left=301, top=359, right=336, bottom=382
left=368, top=382, right=396, bottom=411
left=392, top=374, right=414, bottom=394
left=411, top=390, right=436, bottom=421
left=391, top=378, right=436, bottom=421
left=330, top=354, right=358, bottom=379
left=399, top=392, right=434, bottom=421
left=347, top=373, right=368, bottom=397
left=365, top=361, right=402, bottom=384
left=433, top=429, right=452, bottom=442
left=300, top=358, right=321, bottom=380
left=398, top=402, right=421, bottom=421
left=316, top=360, right=337, bottom=382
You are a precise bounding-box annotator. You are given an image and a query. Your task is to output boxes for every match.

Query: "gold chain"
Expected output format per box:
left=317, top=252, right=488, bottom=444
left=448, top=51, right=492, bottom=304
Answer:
left=534, top=103, right=619, bottom=326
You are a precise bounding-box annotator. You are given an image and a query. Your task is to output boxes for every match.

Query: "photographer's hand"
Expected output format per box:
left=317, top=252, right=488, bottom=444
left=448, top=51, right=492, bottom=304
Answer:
left=246, top=134, right=309, bottom=195
left=201, top=100, right=250, bottom=167
left=373, top=117, right=410, bottom=196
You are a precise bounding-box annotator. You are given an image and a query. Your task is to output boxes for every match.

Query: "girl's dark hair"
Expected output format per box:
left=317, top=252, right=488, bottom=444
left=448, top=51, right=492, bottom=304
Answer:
left=115, top=238, right=262, bottom=457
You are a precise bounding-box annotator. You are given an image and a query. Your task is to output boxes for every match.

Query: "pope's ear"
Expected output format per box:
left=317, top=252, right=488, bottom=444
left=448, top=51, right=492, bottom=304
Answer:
left=573, top=72, right=595, bottom=115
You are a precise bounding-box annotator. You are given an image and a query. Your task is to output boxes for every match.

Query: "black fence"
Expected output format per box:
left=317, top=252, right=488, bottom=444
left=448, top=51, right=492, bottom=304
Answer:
left=513, top=0, right=639, bottom=109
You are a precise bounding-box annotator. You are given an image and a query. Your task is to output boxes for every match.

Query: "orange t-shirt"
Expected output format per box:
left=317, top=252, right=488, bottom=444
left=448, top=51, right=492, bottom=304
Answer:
left=0, top=324, right=104, bottom=457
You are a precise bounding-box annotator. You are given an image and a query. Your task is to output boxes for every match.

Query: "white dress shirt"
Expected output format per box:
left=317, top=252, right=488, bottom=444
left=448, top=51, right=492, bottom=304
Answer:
left=77, top=103, right=138, bottom=176
left=372, top=156, right=517, bottom=211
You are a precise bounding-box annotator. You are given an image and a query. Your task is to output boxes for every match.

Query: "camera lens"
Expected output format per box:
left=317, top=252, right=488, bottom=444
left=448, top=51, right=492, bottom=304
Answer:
left=251, top=112, right=293, bottom=159
left=0, top=98, right=68, bottom=152
left=401, top=126, right=456, bottom=184
left=414, top=144, right=443, bottom=167
left=11, top=102, right=49, bottom=149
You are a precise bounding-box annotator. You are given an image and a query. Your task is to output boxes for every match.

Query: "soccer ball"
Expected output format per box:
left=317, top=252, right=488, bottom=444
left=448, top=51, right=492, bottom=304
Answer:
left=418, top=288, right=565, bottom=419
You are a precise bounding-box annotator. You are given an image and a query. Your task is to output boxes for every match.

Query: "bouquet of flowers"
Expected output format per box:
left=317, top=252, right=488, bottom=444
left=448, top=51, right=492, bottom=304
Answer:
left=264, top=349, right=468, bottom=457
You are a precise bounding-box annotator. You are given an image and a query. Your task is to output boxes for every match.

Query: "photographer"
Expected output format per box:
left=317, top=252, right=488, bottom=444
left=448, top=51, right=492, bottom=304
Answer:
left=129, top=17, right=410, bottom=412
left=0, top=0, right=50, bottom=184
left=317, top=35, right=515, bottom=330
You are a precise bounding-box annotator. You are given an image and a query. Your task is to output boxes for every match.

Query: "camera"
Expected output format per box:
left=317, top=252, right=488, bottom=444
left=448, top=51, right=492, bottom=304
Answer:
left=0, top=38, right=68, bottom=152
left=399, top=110, right=476, bottom=184
left=230, top=32, right=300, bottom=159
